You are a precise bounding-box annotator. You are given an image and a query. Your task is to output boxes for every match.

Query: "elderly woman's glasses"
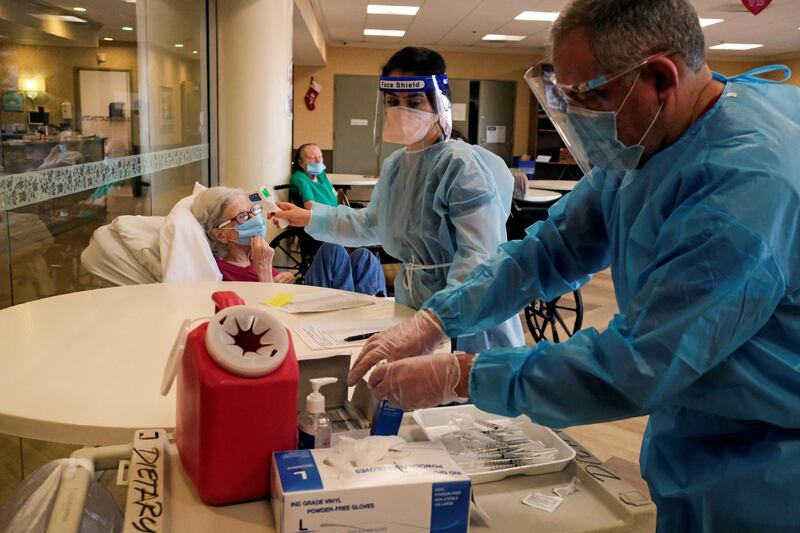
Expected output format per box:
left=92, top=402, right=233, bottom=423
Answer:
left=217, top=204, right=262, bottom=228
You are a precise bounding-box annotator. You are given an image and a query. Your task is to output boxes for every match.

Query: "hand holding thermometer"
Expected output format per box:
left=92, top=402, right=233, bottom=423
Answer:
left=248, top=186, right=288, bottom=228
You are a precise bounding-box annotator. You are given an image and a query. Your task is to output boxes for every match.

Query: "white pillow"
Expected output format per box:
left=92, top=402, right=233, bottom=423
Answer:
left=109, top=215, right=164, bottom=280
left=159, top=183, right=222, bottom=283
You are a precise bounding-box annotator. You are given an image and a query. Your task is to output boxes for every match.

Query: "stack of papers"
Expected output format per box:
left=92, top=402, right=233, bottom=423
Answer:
left=293, top=318, right=403, bottom=350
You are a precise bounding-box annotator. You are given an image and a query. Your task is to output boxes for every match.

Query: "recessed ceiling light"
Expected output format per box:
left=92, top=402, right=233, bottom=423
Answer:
left=122, top=0, right=136, bottom=3
left=699, top=18, right=724, bottom=27
left=515, top=11, right=559, bottom=22
left=192, top=50, right=198, bottom=54
left=709, top=43, right=762, bottom=50
left=174, top=43, right=184, bottom=48
left=30, top=14, right=87, bottom=23
left=122, top=26, right=133, bottom=31
left=73, top=7, right=86, bottom=12
left=364, top=28, right=405, bottom=37
left=367, top=5, right=419, bottom=16
left=482, top=34, right=526, bottom=42
left=103, top=37, right=114, bottom=41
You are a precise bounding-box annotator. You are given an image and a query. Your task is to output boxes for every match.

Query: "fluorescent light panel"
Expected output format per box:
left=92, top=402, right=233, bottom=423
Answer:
left=103, top=37, right=114, bottom=41
left=710, top=43, right=762, bottom=50
left=367, top=5, right=419, bottom=16
left=122, top=26, right=133, bottom=30
left=174, top=43, right=184, bottom=47
left=482, top=34, right=525, bottom=41
left=699, top=18, right=724, bottom=27
left=515, top=11, right=559, bottom=21
left=30, top=13, right=87, bottom=23
left=73, top=7, right=86, bottom=12
left=364, top=28, right=405, bottom=37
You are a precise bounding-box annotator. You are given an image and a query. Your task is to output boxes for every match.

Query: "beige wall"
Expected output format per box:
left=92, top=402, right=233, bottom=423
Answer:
left=0, top=43, right=138, bottom=126
left=294, top=49, right=799, bottom=161
left=294, top=46, right=544, bottom=157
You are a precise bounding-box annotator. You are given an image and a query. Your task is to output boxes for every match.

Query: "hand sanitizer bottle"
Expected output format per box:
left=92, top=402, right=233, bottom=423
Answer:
left=298, top=377, right=338, bottom=449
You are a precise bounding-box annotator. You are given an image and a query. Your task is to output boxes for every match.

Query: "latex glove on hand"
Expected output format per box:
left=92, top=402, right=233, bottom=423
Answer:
left=270, top=202, right=311, bottom=227
left=346, top=310, right=448, bottom=386
left=368, top=353, right=462, bottom=411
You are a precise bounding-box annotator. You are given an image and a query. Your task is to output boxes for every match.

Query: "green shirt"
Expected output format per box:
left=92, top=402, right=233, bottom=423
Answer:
left=290, top=170, right=338, bottom=207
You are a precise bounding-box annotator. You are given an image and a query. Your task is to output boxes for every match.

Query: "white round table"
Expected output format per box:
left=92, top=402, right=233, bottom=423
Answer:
left=523, top=188, right=563, bottom=203
left=327, top=173, right=379, bottom=187
left=0, top=282, right=414, bottom=445
left=528, top=179, right=579, bottom=192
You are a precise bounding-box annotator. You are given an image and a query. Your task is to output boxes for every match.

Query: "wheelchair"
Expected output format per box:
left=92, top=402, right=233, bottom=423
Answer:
left=506, top=196, right=584, bottom=343
left=268, top=184, right=321, bottom=284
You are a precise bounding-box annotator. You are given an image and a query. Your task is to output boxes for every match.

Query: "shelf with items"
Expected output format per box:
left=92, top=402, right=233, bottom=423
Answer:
left=527, top=63, right=583, bottom=180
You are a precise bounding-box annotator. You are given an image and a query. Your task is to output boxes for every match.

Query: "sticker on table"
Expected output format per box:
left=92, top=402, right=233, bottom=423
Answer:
left=264, top=293, right=294, bottom=307
left=350, top=118, right=369, bottom=126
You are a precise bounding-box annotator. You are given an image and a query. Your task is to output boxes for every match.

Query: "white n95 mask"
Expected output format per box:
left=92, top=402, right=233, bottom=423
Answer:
left=381, top=107, right=438, bottom=145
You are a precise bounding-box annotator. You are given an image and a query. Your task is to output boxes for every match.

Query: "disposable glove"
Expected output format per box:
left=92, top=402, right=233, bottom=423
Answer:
left=368, top=353, right=461, bottom=411
left=346, top=310, right=447, bottom=386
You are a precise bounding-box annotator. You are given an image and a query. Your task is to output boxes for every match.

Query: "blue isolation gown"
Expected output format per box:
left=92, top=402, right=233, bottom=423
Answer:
left=306, top=140, right=524, bottom=353
left=424, top=77, right=800, bottom=531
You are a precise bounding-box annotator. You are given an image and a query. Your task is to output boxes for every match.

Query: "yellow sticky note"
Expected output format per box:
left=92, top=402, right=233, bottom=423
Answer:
left=265, top=293, right=294, bottom=307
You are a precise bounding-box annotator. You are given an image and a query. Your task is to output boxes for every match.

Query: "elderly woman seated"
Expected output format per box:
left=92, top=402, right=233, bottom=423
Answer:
left=192, top=187, right=386, bottom=295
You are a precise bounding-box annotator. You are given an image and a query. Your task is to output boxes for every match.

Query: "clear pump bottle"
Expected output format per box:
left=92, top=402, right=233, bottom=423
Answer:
left=298, top=377, right=338, bottom=449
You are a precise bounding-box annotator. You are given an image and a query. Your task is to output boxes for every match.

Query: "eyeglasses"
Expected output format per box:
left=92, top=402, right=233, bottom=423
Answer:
left=217, top=204, right=262, bottom=228
left=554, top=51, right=675, bottom=105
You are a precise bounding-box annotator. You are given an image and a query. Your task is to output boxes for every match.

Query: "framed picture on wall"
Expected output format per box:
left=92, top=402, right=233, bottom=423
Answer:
left=2, top=91, right=24, bottom=112
left=159, top=86, right=174, bottom=128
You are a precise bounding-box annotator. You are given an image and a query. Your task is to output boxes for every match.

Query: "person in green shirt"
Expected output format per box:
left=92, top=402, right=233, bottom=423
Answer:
left=290, top=143, right=338, bottom=208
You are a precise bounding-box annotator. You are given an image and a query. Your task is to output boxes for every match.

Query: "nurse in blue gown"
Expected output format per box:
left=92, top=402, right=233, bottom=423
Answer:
left=273, top=47, right=524, bottom=355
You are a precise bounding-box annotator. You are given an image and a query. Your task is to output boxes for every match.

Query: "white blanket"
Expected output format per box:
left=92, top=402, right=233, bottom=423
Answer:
left=81, top=184, right=222, bottom=285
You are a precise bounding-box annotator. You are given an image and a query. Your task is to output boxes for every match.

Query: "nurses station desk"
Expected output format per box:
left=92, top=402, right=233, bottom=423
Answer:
left=0, top=283, right=656, bottom=532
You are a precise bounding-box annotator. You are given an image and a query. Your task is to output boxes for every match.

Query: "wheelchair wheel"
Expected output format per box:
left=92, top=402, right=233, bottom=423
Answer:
left=268, top=228, right=314, bottom=283
left=524, top=290, right=584, bottom=343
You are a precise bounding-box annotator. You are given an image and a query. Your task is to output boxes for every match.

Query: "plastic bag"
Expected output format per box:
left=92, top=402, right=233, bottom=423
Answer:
left=0, top=459, right=123, bottom=533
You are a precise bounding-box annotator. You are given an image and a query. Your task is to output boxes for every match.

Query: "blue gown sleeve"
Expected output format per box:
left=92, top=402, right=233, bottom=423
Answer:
left=439, top=153, right=509, bottom=288
left=424, top=177, right=610, bottom=337
left=305, top=179, right=383, bottom=247
left=469, top=207, right=786, bottom=428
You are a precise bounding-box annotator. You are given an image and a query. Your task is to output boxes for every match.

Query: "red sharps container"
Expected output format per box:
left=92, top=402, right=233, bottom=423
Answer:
left=165, top=291, right=298, bottom=505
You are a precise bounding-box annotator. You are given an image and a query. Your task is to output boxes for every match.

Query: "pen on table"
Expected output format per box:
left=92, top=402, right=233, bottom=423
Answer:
left=344, top=331, right=380, bottom=342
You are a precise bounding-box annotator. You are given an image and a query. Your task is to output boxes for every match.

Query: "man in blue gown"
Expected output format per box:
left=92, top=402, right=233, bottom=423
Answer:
left=351, top=1, right=800, bottom=530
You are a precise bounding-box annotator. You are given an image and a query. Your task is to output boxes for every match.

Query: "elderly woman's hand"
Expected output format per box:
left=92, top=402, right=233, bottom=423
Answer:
left=250, top=236, right=276, bottom=282
left=270, top=202, right=312, bottom=227
left=273, top=271, right=296, bottom=284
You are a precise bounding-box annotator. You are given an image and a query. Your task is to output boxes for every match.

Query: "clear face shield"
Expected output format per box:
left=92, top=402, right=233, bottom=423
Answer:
left=374, top=74, right=452, bottom=152
left=524, top=56, right=666, bottom=191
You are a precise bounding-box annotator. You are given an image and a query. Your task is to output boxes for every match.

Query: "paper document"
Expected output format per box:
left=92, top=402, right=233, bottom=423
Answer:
left=263, top=291, right=375, bottom=314
left=294, top=318, right=403, bottom=350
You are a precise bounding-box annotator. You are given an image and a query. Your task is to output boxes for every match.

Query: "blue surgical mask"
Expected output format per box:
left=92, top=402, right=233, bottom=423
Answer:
left=306, top=161, right=325, bottom=175
left=235, top=214, right=267, bottom=244
left=564, top=72, right=661, bottom=172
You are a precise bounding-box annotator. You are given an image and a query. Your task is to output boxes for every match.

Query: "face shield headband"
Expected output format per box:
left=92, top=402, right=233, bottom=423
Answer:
left=374, top=74, right=452, bottom=151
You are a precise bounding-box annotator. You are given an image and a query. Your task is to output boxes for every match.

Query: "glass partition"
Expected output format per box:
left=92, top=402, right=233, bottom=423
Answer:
left=0, top=0, right=211, bottom=307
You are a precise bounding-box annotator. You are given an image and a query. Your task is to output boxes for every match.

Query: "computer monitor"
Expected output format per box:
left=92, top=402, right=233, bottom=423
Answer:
left=28, top=110, right=49, bottom=126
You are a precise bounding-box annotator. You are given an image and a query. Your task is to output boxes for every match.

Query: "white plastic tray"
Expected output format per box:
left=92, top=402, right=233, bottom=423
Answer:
left=412, top=404, right=575, bottom=484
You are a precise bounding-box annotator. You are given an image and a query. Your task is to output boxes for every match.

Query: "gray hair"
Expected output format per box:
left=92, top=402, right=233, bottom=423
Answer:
left=551, top=0, right=706, bottom=74
left=191, top=186, right=243, bottom=258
